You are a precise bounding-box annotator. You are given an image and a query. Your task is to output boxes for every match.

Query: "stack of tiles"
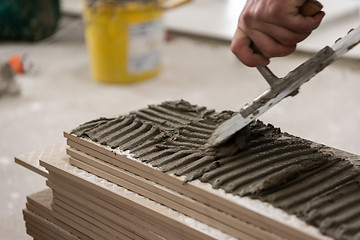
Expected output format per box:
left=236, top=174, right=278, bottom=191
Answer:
left=16, top=100, right=360, bottom=240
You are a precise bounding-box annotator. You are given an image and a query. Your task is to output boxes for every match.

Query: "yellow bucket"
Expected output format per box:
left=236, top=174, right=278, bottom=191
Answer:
left=83, top=0, right=163, bottom=84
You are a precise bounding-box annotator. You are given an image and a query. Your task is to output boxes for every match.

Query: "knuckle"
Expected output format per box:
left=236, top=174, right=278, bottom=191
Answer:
left=240, top=9, right=262, bottom=27
left=240, top=12, right=252, bottom=26
left=230, top=42, right=239, bottom=55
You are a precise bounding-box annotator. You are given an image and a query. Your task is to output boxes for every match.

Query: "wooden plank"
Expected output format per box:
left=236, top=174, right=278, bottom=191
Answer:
left=25, top=189, right=80, bottom=240
left=24, top=222, right=64, bottom=240
left=23, top=208, right=79, bottom=240
left=26, top=203, right=52, bottom=224
left=25, top=225, right=53, bottom=240
left=51, top=184, right=147, bottom=240
left=39, top=150, right=237, bottom=240
left=50, top=180, right=159, bottom=240
left=48, top=214, right=92, bottom=240
left=50, top=203, right=108, bottom=240
left=25, top=189, right=90, bottom=240
left=51, top=198, right=126, bottom=240
left=14, top=143, right=67, bottom=178
left=26, top=189, right=54, bottom=221
left=52, top=196, right=146, bottom=240
left=67, top=147, right=275, bottom=240
left=47, top=173, right=221, bottom=240
left=64, top=132, right=327, bottom=240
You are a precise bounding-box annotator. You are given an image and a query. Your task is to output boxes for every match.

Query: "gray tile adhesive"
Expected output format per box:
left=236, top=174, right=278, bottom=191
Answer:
left=71, top=100, right=360, bottom=240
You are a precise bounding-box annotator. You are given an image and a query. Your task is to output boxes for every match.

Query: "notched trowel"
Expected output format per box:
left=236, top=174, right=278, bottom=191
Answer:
left=209, top=26, right=360, bottom=147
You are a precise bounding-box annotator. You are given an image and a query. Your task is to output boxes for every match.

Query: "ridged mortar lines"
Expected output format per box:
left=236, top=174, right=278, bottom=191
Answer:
left=108, top=121, right=150, bottom=148
left=172, top=155, right=215, bottom=176
left=70, top=100, right=360, bottom=240
left=274, top=168, right=356, bottom=211
left=267, top=162, right=353, bottom=199
left=146, top=105, right=204, bottom=122
left=312, top=192, right=360, bottom=226
left=150, top=150, right=195, bottom=166
left=160, top=152, right=211, bottom=173
left=186, top=120, right=218, bottom=132
left=179, top=128, right=211, bottom=140
left=121, top=125, right=160, bottom=150
left=216, top=152, right=325, bottom=195
left=137, top=108, right=190, bottom=126
left=303, top=181, right=358, bottom=214
left=86, top=117, right=130, bottom=142
left=72, top=118, right=114, bottom=137
left=103, top=118, right=142, bottom=146
left=139, top=148, right=179, bottom=163
left=200, top=143, right=310, bottom=185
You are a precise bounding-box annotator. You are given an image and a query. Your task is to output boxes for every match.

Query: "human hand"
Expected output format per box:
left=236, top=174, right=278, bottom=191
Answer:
left=231, top=0, right=325, bottom=67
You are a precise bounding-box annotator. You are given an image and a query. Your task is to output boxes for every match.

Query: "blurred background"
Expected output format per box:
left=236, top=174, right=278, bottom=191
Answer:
left=1, top=0, right=359, bottom=239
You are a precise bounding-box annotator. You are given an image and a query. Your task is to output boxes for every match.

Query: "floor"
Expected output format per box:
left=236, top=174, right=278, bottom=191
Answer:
left=1, top=14, right=359, bottom=240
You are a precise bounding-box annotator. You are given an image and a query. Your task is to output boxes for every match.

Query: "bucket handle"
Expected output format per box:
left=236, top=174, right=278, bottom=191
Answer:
left=160, top=0, right=191, bottom=10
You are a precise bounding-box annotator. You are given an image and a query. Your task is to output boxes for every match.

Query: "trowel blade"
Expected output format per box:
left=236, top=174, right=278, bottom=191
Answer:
left=209, top=26, right=360, bottom=147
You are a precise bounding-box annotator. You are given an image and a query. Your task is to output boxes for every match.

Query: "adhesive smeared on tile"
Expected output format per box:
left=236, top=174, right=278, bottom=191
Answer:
left=71, top=100, right=360, bottom=239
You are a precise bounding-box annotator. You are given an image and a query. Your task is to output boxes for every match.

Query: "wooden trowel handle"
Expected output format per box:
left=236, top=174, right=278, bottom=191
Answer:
left=300, top=0, right=323, bottom=17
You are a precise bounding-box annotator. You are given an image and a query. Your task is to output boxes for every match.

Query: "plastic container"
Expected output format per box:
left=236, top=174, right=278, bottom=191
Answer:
left=83, top=0, right=163, bottom=84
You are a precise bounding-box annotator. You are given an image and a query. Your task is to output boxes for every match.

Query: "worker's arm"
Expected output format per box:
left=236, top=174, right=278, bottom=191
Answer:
left=231, top=0, right=325, bottom=67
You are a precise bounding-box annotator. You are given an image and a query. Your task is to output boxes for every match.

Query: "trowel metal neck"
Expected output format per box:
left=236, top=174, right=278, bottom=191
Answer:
left=256, top=65, right=280, bottom=87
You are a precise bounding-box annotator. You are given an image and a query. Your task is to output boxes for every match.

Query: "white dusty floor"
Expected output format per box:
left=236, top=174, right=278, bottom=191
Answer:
left=1, top=16, right=360, bottom=240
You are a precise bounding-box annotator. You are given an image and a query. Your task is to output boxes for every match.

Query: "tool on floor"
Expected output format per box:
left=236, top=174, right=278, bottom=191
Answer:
left=8, top=54, right=37, bottom=75
left=208, top=2, right=360, bottom=147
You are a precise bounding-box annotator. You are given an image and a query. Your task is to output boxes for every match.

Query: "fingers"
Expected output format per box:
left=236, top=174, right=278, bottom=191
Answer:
left=282, top=11, right=325, bottom=33
left=231, top=27, right=270, bottom=67
left=232, top=20, right=299, bottom=65
left=311, top=11, right=326, bottom=29
left=247, top=21, right=310, bottom=47
left=246, top=29, right=297, bottom=58
left=264, top=1, right=325, bottom=33
left=257, top=11, right=325, bottom=54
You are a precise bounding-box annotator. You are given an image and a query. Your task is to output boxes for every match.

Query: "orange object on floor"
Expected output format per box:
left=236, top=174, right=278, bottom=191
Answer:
left=8, top=55, right=24, bottom=74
